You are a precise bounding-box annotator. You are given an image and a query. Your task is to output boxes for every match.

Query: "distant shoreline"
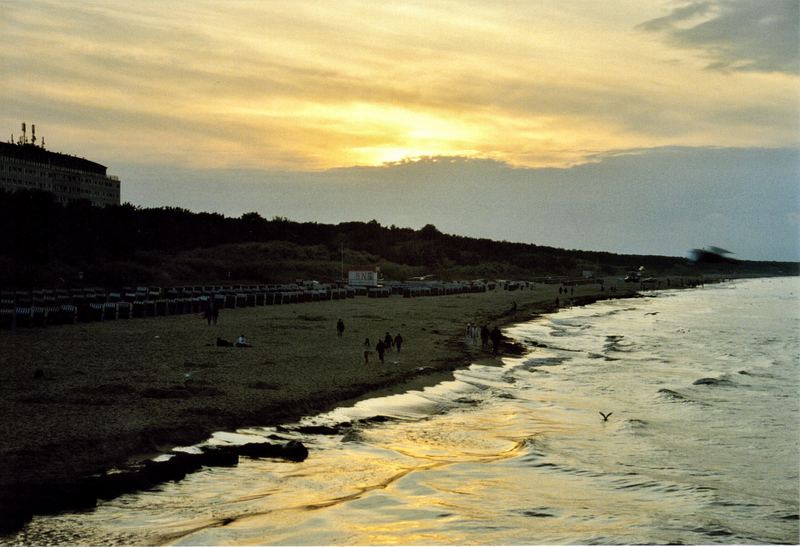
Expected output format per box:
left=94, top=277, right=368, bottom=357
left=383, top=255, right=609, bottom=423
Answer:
left=0, top=276, right=746, bottom=533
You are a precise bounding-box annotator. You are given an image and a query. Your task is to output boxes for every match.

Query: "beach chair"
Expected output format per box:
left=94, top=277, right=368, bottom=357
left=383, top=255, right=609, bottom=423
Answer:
left=103, top=302, right=118, bottom=320
left=15, top=307, right=33, bottom=328
left=0, top=308, right=15, bottom=330
left=46, top=305, right=62, bottom=325
left=32, top=306, right=48, bottom=327
left=88, top=303, right=105, bottom=321
left=59, top=304, right=78, bottom=324
left=117, top=301, right=132, bottom=319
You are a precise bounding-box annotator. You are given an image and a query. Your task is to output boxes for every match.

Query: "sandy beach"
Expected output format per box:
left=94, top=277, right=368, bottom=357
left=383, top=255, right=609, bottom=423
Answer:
left=0, top=280, right=635, bottom=530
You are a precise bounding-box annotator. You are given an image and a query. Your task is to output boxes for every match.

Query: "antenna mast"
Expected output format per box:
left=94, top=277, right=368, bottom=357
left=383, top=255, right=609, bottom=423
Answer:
left=31, top=124, right=36, bottom=145
left=21, top=122, right=26, bottom=144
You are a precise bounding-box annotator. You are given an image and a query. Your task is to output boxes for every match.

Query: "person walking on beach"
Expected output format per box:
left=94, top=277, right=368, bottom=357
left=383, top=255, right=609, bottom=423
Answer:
left=394, top=333, right=403, bottom=352
left=481, top=324, right=490, bottom=350
left=376, top=340, right=386, bottom=364
left=211, top=306, right=219, bottom=325
left=336, top=318, right=345, bottom=337
left=383, top=332, right=393, bottom=350
left=490, top=326, right=502, bottom=355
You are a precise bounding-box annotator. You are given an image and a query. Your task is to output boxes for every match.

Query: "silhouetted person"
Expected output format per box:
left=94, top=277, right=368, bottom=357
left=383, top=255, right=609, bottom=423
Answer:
left=511, top=301, right=517, bottom=313
left=490, top=326, right=502, bottom=355
left=394, top=333, right=403, bottom=352
left=204, top=305, right=218, bottom=326
left=383, top=332, right=393, bottom=350
left=480, top=325, right=490, bottom=350
left=376, top=340, right=386, bottom=363
left=555, top=297, right=560, bottom=307
left=336, top=318, right=345, bottom=337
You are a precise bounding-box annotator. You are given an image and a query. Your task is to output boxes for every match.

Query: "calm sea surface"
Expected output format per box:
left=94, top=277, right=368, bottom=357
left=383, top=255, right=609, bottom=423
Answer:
left=11, top=277, right=800, bottom=545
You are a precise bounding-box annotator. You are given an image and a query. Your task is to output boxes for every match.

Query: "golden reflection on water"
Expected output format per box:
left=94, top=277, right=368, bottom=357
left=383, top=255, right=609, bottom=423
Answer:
left=12, top=280, right=799, bottom=545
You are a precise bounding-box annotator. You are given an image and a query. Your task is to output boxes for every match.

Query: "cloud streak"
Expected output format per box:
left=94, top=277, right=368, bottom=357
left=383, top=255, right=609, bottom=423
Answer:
left=638, top=0, right=800, bottom=74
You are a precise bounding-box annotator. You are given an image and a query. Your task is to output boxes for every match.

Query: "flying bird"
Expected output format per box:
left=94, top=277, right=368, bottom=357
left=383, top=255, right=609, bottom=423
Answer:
left=599, top=412, right=613, bottom=421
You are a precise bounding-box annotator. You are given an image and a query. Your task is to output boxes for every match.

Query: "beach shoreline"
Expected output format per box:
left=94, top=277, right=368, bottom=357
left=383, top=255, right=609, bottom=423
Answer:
left=0, top=278, right=705, bottom=532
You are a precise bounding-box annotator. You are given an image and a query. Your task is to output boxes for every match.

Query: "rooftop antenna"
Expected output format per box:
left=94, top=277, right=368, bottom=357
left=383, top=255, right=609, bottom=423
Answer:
left=41, top=136, right=45, bottom=149
left=21, top=122, right=27, bottom=145
left=31, top=124, right=36, bottom=146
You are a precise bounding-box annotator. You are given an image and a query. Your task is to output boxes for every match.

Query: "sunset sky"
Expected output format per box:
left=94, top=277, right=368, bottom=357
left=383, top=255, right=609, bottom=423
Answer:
left=2, top=1, right=798, bottom=260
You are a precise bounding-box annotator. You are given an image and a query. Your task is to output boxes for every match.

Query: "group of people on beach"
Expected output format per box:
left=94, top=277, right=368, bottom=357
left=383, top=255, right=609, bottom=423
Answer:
left=336, top=319, right=404, bottom=365
left=363, top=332, right=404, bottom=364
left=466, top=322, right=503, bottom=355
left=215, top=334, right=251, bottom=347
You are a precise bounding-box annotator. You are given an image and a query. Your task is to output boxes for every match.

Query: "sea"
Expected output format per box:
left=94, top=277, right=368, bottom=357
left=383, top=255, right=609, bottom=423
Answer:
left=9, top=277, right=800, bottom=545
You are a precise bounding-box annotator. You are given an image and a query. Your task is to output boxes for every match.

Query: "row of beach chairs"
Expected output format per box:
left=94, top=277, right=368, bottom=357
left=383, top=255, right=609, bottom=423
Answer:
left=0, top=288, right=355, bottom=330
left=0, top=282, right=493, bottom=330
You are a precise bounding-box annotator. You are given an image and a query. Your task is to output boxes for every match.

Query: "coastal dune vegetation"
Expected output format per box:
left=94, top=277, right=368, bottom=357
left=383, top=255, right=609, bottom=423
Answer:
left=2, top=189, right=795, bottom=289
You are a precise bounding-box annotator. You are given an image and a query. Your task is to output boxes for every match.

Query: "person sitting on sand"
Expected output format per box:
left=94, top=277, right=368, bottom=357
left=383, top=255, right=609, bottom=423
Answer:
left=235, top=334, right=251, bottom=347
left=376, top=340, right=386, bottom=364
left=394, top=333, right=403, bottom=352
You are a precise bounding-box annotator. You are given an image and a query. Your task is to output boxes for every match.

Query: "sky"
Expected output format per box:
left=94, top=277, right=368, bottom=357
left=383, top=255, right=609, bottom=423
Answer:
left=2, top=0, right=799, bottom=261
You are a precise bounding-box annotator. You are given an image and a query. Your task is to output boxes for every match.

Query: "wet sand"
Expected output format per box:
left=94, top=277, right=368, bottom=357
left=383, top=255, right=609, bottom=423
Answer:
left=0, top=281, right=634, bottom=529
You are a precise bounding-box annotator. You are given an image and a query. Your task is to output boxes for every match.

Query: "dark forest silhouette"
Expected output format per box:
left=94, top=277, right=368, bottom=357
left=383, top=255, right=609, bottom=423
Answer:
left=1, top=190, right=795, bottom=288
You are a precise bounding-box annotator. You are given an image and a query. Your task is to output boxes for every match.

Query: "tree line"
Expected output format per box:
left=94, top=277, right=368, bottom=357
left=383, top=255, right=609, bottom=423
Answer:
left=1, top=189, right=794, bottom=288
